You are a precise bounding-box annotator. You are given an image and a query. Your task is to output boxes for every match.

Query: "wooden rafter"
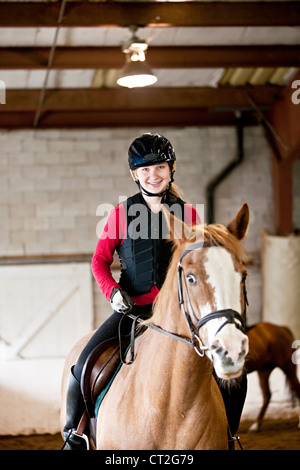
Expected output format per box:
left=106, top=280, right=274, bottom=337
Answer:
left=0, top=85, right=281, bottom=128
left=4, top=86, right=282, bottom=112
left=1, top=2, right=300, bottom=27
left=0, top=109, right=259, bottom=129
left=1, top=46, right=300, bottom=70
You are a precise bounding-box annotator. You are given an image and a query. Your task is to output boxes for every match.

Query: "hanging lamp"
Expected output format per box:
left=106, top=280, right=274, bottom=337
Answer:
left=117, top=26, right=157, bottom=88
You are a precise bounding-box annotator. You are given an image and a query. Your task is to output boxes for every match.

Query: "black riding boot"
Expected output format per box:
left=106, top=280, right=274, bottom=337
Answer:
left=62, top=367, right=89, bottom=450
left=214, top=369, right=248, bottom=448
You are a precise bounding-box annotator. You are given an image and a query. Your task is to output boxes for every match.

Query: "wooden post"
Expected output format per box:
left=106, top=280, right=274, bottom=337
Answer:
left=268, top=71, right=300, bottom=235
left=272, top=158, right=293, bottom=235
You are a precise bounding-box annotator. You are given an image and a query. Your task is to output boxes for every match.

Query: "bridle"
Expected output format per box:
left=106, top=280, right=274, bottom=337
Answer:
left=177, top=241, right=248, bottom=357
left=121, top=240, right=248, bottom=364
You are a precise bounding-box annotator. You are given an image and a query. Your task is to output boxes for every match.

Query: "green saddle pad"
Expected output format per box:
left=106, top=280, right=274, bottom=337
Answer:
left=94, top=361, right=123, bottom=417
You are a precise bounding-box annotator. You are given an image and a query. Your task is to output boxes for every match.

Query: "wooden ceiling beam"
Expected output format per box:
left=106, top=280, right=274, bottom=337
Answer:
left=0, top=109, right=258, bottom=129
left=1, top=46, right=300, bottom=69
left=3, top=86, right=282, bottom=112
left=1, top=2, right=299, bottom=27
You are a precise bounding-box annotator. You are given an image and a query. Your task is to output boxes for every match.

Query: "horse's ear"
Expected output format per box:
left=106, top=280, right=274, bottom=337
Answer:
left=226, top=202, right=249, bottom=240
left=161, top=206, right=196, bottom=247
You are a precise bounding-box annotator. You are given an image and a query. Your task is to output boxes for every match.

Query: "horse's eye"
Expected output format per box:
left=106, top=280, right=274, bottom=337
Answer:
left=187, top=274, right=197, bottom=285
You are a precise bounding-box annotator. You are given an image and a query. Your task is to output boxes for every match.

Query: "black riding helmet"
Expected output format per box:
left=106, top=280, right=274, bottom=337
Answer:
left=128, top=133, right=176, bottom=170
left=128, top=133, right=176, bottom=198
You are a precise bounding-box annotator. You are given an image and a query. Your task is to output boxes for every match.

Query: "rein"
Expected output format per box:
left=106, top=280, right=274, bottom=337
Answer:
left=120, top=240, right=248, bottom=364
left=119, top=313, right=197, bottom=365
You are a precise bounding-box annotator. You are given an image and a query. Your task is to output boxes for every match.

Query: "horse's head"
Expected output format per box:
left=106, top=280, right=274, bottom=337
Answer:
left=164, top=203, right=250, bottom=380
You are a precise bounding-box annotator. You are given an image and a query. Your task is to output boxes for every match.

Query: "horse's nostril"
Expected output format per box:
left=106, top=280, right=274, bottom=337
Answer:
left=239, top=338, right=248, bottom=359
left=211, top=339, right=221, bottom=351
left=211, top=339, right=226, bottom=357
left=241, top=338, right=248, bottom=354
left=211, top=337, right=248, bottom=367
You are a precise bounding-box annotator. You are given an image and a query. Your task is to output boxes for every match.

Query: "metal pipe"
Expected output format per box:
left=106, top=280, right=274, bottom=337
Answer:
left=33, top=0, right=67, bottom=128
left=206, top=113, right=244, bottom=224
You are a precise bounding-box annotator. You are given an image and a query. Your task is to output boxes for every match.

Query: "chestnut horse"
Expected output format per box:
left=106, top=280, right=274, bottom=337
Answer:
left=61, top=203, right=250, bottom=450
left=245, top=322, right=300, bottom=431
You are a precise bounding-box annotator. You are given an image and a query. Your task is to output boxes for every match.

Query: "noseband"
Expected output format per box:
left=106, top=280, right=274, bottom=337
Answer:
left=177, top=241, right=248, bottom=357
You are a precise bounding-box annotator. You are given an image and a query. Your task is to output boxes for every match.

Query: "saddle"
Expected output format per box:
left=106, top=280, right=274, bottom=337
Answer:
left=80, top=312, right=147, bottom=417
left=80, top=335, right=130, bottom=418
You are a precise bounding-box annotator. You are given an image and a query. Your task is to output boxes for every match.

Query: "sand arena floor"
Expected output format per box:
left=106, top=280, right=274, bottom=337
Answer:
left=0, top=415, right=299, bottom=450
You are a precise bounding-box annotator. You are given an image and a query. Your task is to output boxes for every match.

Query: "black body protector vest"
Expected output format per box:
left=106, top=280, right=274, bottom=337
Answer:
left=117, top=192, right=185, bottom=297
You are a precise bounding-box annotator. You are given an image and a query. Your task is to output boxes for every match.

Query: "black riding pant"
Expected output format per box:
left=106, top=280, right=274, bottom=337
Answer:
left=73, top=304, right=152, bottom=382
left=213, top=369, right=248, bottom=436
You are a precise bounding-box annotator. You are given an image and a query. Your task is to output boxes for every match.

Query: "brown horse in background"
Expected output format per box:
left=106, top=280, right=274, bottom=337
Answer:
left=245, top=322, right=300, bottom=431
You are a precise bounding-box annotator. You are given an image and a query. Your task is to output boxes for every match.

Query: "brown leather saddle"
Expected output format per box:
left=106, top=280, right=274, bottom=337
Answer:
left=80, top=313, right=148, bottom=421
left=80, top=335, right=130, bottom=418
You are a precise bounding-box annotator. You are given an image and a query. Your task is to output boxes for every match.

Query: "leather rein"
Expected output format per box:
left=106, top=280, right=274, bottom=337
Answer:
left=121, top=240, right=248, bottom=364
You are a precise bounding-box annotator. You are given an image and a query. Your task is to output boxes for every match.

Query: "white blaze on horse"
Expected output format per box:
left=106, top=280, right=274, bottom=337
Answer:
left=61, top=203, right=250, bottom=450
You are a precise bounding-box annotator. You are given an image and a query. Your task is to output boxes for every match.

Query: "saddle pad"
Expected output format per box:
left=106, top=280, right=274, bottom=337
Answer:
left=94, top=360, right=123, bottom=417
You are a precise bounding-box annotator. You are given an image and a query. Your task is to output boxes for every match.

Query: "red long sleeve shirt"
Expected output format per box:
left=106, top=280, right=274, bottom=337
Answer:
left=91, top=201, right=201, bottom=305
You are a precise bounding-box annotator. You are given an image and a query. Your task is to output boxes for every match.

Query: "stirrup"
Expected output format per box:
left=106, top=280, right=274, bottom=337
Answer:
left=228, top=435, right=243, bottom=450
left=61, top=429, right=90, bottom=450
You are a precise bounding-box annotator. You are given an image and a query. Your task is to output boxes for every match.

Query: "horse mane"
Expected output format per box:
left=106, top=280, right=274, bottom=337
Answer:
left=202, top=223, right=248, bottom=264
left=151, top=223, right=248, bottom=324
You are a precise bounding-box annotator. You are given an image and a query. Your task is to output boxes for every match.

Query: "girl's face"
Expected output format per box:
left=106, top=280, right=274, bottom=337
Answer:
left=135, top=163, right=171, bottom=194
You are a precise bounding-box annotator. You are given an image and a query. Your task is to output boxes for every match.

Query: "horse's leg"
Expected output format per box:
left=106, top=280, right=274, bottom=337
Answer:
left=249, top=367, right=273, bottom=432
left=282, top=366, right=300, bottom=428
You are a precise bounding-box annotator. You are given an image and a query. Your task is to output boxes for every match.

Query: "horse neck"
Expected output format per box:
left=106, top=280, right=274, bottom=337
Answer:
left=145, top=298, right=214, bottom=404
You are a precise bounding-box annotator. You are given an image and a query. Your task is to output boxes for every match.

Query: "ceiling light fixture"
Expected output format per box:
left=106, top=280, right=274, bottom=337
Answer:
left=117, top=26, right=157, bottom=88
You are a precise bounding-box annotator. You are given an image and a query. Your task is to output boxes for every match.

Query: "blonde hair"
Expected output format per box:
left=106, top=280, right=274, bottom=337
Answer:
left=169, top=183, right=182, bottom=199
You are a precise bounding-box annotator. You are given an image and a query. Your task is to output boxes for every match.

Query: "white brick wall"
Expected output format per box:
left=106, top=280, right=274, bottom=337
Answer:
left=0, top=126, right=277, bottom=255
left=0, top=126, right=299, bottom=326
